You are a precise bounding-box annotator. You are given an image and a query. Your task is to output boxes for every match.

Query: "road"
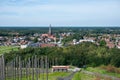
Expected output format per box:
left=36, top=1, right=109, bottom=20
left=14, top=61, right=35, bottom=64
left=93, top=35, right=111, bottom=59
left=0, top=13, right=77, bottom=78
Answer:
left=57, top=69, right=120, bottom=80
left=57, top=72, right=76, bottom=80
left=81, top=70, right=120, bottom=80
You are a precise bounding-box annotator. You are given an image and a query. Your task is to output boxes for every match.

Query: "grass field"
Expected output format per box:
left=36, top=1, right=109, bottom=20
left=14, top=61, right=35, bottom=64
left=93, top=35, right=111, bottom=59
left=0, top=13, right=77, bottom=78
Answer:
left=0, top=46, right=19, bottom=55
left=6, top=67, right=120, bottom=80
left=85, top=67, right=120, bottom=78
left=7, top=72, right=71, bottom=80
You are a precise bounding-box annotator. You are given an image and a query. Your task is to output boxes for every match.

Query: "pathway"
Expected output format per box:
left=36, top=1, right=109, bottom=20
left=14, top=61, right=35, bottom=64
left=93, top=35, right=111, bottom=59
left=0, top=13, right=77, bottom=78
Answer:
left=82, top=70, right=120, bottom=80
left=57, top=72, right=76, bottom=80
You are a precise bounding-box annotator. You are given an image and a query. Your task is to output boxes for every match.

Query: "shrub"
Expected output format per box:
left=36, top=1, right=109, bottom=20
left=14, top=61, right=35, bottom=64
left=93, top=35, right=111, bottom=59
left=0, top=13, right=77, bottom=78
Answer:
left=104, top=77, right=112, bottom=80
left=100, top=65, right=120, bottom=74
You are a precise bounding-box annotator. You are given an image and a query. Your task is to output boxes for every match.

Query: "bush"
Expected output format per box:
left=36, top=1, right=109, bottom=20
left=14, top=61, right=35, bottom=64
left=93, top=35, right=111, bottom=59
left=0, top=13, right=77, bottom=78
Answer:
left=104, top=77, right=112, bottom=80
left=100, top=65, right=120, bottom=74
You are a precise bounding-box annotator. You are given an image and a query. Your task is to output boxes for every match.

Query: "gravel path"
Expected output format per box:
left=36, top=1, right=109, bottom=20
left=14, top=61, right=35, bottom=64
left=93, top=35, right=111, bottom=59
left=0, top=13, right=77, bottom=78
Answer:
left=56, top=69, right=120, bottom=80
left=82, top=70, right=120, bottom=80
left=57, top=72, right=76, bottom=80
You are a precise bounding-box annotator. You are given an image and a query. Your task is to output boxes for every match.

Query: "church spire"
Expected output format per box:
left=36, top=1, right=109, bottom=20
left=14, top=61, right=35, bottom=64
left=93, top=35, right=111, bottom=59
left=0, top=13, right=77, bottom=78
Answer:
left=48, top=24, right=52, bottom=35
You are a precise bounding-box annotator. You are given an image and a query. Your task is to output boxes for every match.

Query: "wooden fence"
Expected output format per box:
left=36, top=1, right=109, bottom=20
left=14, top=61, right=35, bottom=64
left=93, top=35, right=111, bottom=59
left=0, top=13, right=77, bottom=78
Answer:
left=0, top=55, right=58, bottom=80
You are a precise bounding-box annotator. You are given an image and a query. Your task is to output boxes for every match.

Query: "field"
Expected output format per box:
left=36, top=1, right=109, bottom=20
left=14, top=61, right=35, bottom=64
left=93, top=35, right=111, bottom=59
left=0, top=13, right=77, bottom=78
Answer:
left=72, top=66, right=120, bottom=80
left=72, top=72, right=96, bottom=80
left=5, top=67, right=120, bottom=80
left=85, top=67, right=120, bottom=78
left=7, top=72, right=71, bottom=80
left=0, top=46, right=19, bottom=55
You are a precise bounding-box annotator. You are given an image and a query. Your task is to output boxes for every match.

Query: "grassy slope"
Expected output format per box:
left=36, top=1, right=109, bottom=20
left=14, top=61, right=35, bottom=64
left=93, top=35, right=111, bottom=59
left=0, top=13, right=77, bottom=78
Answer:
left=85, top=67, right=120, bottom=78
left=0, top=46, right=19, bottom=55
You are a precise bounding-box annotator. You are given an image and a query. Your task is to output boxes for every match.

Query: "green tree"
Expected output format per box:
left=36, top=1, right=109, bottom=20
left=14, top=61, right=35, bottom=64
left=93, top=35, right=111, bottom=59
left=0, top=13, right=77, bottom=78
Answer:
left=99, top=40, right=106, bottom=47
left=33, top=37, right=38, bottom=43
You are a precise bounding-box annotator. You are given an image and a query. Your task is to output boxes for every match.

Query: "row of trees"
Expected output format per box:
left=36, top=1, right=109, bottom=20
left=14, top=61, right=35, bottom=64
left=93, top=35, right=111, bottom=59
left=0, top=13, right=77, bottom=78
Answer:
left=5, top=42, right=120, bottom=67
left=1, top=27, right=120, bottom=36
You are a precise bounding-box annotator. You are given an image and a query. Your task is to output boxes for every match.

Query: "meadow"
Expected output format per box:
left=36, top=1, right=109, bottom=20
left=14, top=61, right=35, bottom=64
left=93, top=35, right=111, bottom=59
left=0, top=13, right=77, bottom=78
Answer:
left=0, top=46, right=19, bottom=55
left=6, top=72, right=71, bottom=80
left=85, top=66, right=120, bottom=78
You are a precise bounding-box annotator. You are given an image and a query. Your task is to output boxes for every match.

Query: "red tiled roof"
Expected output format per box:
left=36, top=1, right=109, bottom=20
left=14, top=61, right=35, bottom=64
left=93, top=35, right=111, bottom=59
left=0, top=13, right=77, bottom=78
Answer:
left=52, top=66, right=69, bottom=69
left=40, top=43, right=56, bottom=48
left=106, top=42, right=115, bottom=48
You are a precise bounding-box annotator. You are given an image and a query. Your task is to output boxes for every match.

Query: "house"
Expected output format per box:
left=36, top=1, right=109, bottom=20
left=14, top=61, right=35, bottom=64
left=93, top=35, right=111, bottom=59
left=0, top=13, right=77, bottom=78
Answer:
left=0, top=37, right=4, bottom=41
left=52, top=66, right=69, bottom=72
left=40, top=43, right=57, bottom=48
left=106, top=42, right=115, bottom=48
left=20, top=40, right=28, bottom=45
left=41, top=25, right=56, bottom=43
left=117, top=45, right=120, bottom=49
left=28, top=43, right=40, bottom=47
left=79, top=39, right=95, bottom=43
left=105, top=38, right=115, bottom=48
left=20, top=44, right=28, bottom=49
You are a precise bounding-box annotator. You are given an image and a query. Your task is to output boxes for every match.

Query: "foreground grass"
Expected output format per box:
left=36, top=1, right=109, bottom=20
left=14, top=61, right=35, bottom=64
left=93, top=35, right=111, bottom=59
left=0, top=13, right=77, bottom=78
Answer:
left=7, top=72, right=71, bottom=80
left=85, top=67, right=120, bottom=78
left=72, top=71, right=96, bottom=80
left=0, top=46, right=19, bottom=55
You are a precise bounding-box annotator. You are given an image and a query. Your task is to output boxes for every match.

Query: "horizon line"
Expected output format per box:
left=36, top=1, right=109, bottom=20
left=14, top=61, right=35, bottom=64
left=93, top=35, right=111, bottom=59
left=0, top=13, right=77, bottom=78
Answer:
left=0, top=26, right=120, bottom=28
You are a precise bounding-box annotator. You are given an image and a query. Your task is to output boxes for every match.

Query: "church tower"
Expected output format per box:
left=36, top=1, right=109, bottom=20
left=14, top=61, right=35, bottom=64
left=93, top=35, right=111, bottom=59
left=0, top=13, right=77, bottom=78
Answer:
left=48, top=24, right=52, bottom=35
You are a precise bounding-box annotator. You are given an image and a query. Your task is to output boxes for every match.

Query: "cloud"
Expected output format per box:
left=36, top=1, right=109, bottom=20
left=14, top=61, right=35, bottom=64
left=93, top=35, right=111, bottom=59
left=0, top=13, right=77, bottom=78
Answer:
left=0, top=0, right=120, bottom=26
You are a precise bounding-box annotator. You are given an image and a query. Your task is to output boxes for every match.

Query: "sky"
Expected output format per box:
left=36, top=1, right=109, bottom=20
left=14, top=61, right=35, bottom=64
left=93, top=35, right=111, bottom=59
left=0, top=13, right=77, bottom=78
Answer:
left=0, top=0, right=120, bottom=26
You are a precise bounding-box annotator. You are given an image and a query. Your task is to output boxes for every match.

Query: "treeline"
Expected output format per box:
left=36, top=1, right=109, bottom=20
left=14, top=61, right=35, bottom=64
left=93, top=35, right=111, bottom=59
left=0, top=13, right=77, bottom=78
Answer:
left=4, top=42, right=120, bottom=67
left=1, top=27, right=120, bottom=36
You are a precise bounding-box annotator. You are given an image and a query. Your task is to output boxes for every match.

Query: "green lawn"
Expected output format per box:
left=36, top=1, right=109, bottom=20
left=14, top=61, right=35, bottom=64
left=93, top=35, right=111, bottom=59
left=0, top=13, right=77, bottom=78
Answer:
left=85, top=67, right=120, bottom=78
left=0, top=46, right=19, bottom=55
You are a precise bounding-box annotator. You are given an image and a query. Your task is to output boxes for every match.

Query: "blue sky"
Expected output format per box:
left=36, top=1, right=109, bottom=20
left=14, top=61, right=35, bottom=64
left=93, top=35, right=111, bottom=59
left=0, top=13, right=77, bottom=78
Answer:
left=0, top=0, right=120, bottom=26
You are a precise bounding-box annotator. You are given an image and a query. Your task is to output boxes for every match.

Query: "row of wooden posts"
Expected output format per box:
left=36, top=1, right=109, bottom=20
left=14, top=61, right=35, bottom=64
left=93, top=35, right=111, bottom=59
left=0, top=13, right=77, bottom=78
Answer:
left=0, top=55, right=58, bottom=80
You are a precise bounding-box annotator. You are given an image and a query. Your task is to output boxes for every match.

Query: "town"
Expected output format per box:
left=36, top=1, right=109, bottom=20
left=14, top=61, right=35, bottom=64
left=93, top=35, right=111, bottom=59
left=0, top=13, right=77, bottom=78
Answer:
left=0, top=0, right=120, bottom=79
left=0, top=26, right=120, bottom=49
left=0, top=27, right=120, bottom=80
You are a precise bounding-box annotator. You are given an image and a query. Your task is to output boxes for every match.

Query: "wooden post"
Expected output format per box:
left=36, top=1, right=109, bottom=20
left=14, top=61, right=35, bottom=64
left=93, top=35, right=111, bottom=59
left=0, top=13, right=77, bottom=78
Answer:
left=14, top=58, right=16, bottom=80
left=25, top=60, right=29, bottom=80
left=38, top=58, right=40, bottom=78
left=2, top=55, right=5, bottom=80
left=15, top=56, right=18, bottom=80
left=32, top=56, right=34, bottom=80
left=16, top=56, right=19, bottom=80
left=41, top=56, right=44, bottom=80
left=45, top=56, right=48, bottom=80
left=22, top=60, right=25, bottom=79
left=19, top=56, right=22, bottom=80
left=28, top=58, right=31, bottom=80
left=11, top=60, right=14, bottom=80
left=0, top=56, right=2, bottom=80
left=34, top=55, right=38, bottom=80
left=5, top=62, right=8, bottom=80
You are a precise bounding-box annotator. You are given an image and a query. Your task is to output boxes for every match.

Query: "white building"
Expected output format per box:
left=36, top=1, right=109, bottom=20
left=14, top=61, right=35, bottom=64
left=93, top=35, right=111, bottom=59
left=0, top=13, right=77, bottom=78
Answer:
left=117, top=45, right=120, bottom=49
left=20, top=44, right=28, bottom=49
left=79, top=39, right=95, bottom=43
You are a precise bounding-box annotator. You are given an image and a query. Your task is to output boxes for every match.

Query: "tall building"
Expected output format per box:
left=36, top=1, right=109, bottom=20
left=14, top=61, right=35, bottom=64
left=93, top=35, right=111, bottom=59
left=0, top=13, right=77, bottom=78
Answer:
left=41, top=24, right=56, bottom=43
left=48, top=24, right=52, bottom=35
